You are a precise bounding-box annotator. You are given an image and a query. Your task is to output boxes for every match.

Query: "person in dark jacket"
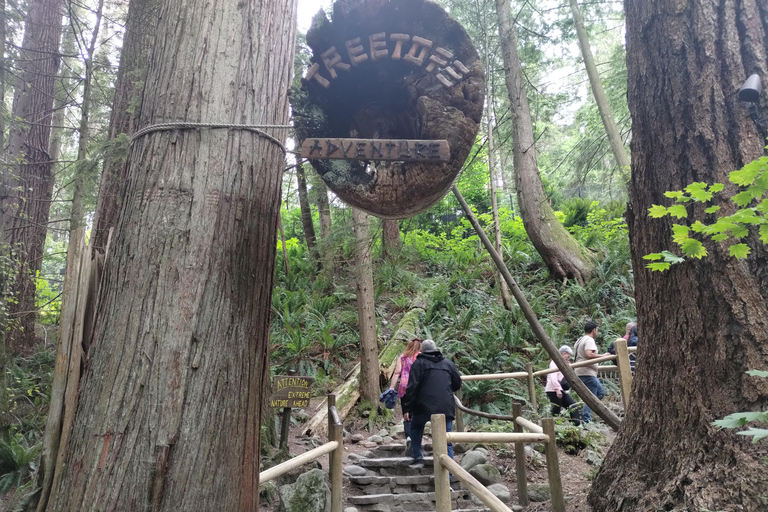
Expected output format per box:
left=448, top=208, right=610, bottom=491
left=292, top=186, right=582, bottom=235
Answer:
left=402, top=339, right=462, bottom=468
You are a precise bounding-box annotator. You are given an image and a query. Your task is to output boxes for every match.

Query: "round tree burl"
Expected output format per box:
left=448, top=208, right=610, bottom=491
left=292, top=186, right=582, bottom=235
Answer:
left=292, top=0, right=484, bottom=219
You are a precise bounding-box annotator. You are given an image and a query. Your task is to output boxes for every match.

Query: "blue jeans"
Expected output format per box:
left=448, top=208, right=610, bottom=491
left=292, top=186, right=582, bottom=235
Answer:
left=410, top=414, right=453, bottom=460
left=578, top=376, right=605, bottom=423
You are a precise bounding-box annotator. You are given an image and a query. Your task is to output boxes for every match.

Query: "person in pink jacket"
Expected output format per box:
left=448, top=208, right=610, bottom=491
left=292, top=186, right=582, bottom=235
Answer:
left=545, top=345, right=581, bottom=425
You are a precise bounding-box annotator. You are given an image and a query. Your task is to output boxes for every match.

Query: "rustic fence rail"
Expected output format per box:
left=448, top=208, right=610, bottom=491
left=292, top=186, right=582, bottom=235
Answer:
left=431, top=410, right=566, bottom=512
left=259, top=394, right=343, bottom=512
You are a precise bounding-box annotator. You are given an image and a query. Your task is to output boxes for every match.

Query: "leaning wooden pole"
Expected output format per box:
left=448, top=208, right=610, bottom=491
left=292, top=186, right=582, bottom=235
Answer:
left=431, top=414, right=452, bottom=512
left=453, top=186, right=621, bottom=430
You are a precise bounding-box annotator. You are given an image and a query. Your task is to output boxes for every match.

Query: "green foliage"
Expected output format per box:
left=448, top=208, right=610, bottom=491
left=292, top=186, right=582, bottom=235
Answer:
left=0, top=433, right=41, bottom=494
left=646, top=156, right=768, bottom=269
left=562, top=197, right=593, bottom=227
left=712, top=371, right=768, bottom=443
left=554, top=418, right=605, bottom=455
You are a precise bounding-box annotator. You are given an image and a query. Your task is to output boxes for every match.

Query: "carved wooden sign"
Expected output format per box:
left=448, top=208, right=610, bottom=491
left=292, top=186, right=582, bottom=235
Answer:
left=291, top=0, right=485, bottom=219
left=300, top=138, right=450, bottom=162
left=270, top=375, right=315, bottom=408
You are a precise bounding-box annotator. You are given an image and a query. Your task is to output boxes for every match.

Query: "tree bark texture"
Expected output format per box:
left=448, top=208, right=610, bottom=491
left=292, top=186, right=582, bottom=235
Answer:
left=313, top=172, right=333, bottom=240
left=293, top=0, right=484, bottom=219
left=496, top=0, right=594, bottom=285
left=568, top=0, right=630, bottom=172
left=353, top=207, right=380, bottom=405
left=590, top=1, right=768, bottom=510
left=381, top=219, right=400, bottom=259
left=2, top=0, right=64, bottom=353
left=90, top=0, right=159, bottom=256
left=46, top=0, right=298, bottom=510
left=297, top=163, right=317, bottom=253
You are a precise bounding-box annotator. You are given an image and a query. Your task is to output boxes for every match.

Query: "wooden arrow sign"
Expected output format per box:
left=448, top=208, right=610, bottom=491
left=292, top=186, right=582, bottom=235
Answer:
left=301, top=138, right=450, bottom=162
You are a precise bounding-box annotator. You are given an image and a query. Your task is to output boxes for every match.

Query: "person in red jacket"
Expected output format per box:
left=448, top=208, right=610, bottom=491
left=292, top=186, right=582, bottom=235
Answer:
left=402, top=339, right=462, bottom=468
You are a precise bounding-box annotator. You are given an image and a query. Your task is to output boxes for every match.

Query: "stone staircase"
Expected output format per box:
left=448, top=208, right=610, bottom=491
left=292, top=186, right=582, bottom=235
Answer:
left=343, top=441, right=495, bottom=512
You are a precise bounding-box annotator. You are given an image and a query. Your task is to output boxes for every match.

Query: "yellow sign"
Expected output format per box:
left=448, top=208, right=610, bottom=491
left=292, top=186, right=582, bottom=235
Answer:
left=271, top=375, right=314, bottom=408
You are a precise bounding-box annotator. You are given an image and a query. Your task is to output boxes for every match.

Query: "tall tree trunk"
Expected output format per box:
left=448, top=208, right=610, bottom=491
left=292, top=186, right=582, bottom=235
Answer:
left=90, top=0, right=158, bottom=255
left=496, top=0, right=594, bottom=285
left=353, top=207, right=379, bottom=405
left=296, top=162, right=316, bottom=253
left=484, top=11, right=513, bottom=311
left=314, top=173, right=332, bottom=240
left=69, top=0, right=105, bottom=235
left=45, top=0, right=298, bottom=509
left=568, top=0, right=630, bottom=171
left=2, top=0, right=64, bottom=353
left=381, top=219, right=400, bottom=260
left=590, top=1, right=768, bottom=510
left=0, top=0, right=8, bottom=442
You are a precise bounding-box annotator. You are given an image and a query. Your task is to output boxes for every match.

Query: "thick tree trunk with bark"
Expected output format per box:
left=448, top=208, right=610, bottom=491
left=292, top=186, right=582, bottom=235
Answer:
left=45, top=0, right=297, bottom=510
left=353, top=207, right=380, bottom=405
left=590, top=1, right=768, bottom=510
left=569, top=0, right=630, bottom=172
left=2, top=0, right=64, bottom=353
left=496, top=0, right=594, bottom=284
left=90, top=0, right=158, bottom=255
left=381, top=219, right=400, bottom=260
left=297, top=163, right=317, bottom=253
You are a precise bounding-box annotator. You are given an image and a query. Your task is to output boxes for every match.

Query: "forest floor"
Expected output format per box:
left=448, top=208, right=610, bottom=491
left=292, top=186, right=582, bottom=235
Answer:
left=261, top=398, right=616, bottom=512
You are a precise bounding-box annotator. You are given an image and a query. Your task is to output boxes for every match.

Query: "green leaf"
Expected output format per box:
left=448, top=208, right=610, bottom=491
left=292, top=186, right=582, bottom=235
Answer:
left=729, top=160, right=765, bottom=186
left=760, top=224, right=768, bottom=244
left=664, top=190, right=684, bottom=199
left=746, top=370, right=768, bottom=378
left=732, top=190, right=758, bottom=207
left=731, top=225, right=749, bottom=239
left=729, top=243, right=751, bottom=259
left=648, top=204, right=668, bottom=218
left=667, top=204, right=688, bottom=219
left=704, top=205, right=720, bottom=214
left=711, top=233, right=729, bottom=242
left=661, top=250, right=684, bottom=264
left=755, top=199, right=768, bottom=213
left=680, top=238, right=708, bottom=259
left=713, top=411, right=768, bottom=429
left=671, top=224, right=690, bottom=244
left=646, top=262, right=671, bottom=272
left=691, top=221, right=707, bottom=233
left=709, top=183, right=725, bottom=193
left=737, top=428, right=768, bottom=443
left=643, top=253, right=663, bottom=261
left=686, top=182, right=713, bottom=202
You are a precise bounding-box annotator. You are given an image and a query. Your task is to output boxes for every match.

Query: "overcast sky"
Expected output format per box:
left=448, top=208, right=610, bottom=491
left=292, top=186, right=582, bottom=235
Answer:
left=297, top=0, right=332, bottom=33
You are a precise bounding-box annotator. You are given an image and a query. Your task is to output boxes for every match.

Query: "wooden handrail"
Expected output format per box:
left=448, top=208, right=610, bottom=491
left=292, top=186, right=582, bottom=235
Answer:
left=454, top=395, right=517, bottom=421
left=445, top=432, right=549, bottom=443
left=462, top=371, right=528, bottom=381
left=438, top=454, right=514, bottom=512
left=514, top=416, right=543, bottom=434
left=259, top=441, right=339, bottom=484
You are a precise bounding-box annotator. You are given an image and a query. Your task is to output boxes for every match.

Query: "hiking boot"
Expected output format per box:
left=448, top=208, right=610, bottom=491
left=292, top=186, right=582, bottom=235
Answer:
left=404, top=437, right=412, bottom=457
left=409, top=458, right=424, bottom=469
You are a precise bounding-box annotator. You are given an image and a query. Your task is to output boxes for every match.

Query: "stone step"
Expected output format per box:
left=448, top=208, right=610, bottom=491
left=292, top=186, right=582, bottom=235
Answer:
left=356, top=457, right=434, bottom=476
left=348, top=474, right=464, bottom=495
left=348, top=489, right=470, bottom=511
left=367, top=443, right=432, bottom=458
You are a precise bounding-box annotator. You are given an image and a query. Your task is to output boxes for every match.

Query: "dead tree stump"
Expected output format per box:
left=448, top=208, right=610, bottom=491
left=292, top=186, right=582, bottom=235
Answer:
left=292, top=0, right=485, bottom=219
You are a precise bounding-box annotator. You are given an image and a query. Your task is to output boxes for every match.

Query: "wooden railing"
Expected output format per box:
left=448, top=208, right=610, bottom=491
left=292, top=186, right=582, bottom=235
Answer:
left=430, top=407, right=565, bottom=512
left=259, top=394, right=344, bottom=512
left=461, top=339, right=637, bottom=410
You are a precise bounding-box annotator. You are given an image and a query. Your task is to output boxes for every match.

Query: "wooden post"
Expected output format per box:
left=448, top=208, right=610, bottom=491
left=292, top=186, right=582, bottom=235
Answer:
left=512, top=403, right=528, bottom=506
left=455, top=389, right=464, bottom=432
left=526, top=362, right=537, bottom=411
left=328, top=394, right=343, bottom=512
left=542, top=418, right=566, bottom=512
left=614, top=338, right=633, bottom=410
left=431, top=414, right=452, bottom=512
left=279, top=369, right=296, bottom=449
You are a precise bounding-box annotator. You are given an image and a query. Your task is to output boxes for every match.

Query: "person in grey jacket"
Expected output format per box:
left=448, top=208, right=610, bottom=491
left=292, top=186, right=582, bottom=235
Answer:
left=402, top=339, right=462, bottom=468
